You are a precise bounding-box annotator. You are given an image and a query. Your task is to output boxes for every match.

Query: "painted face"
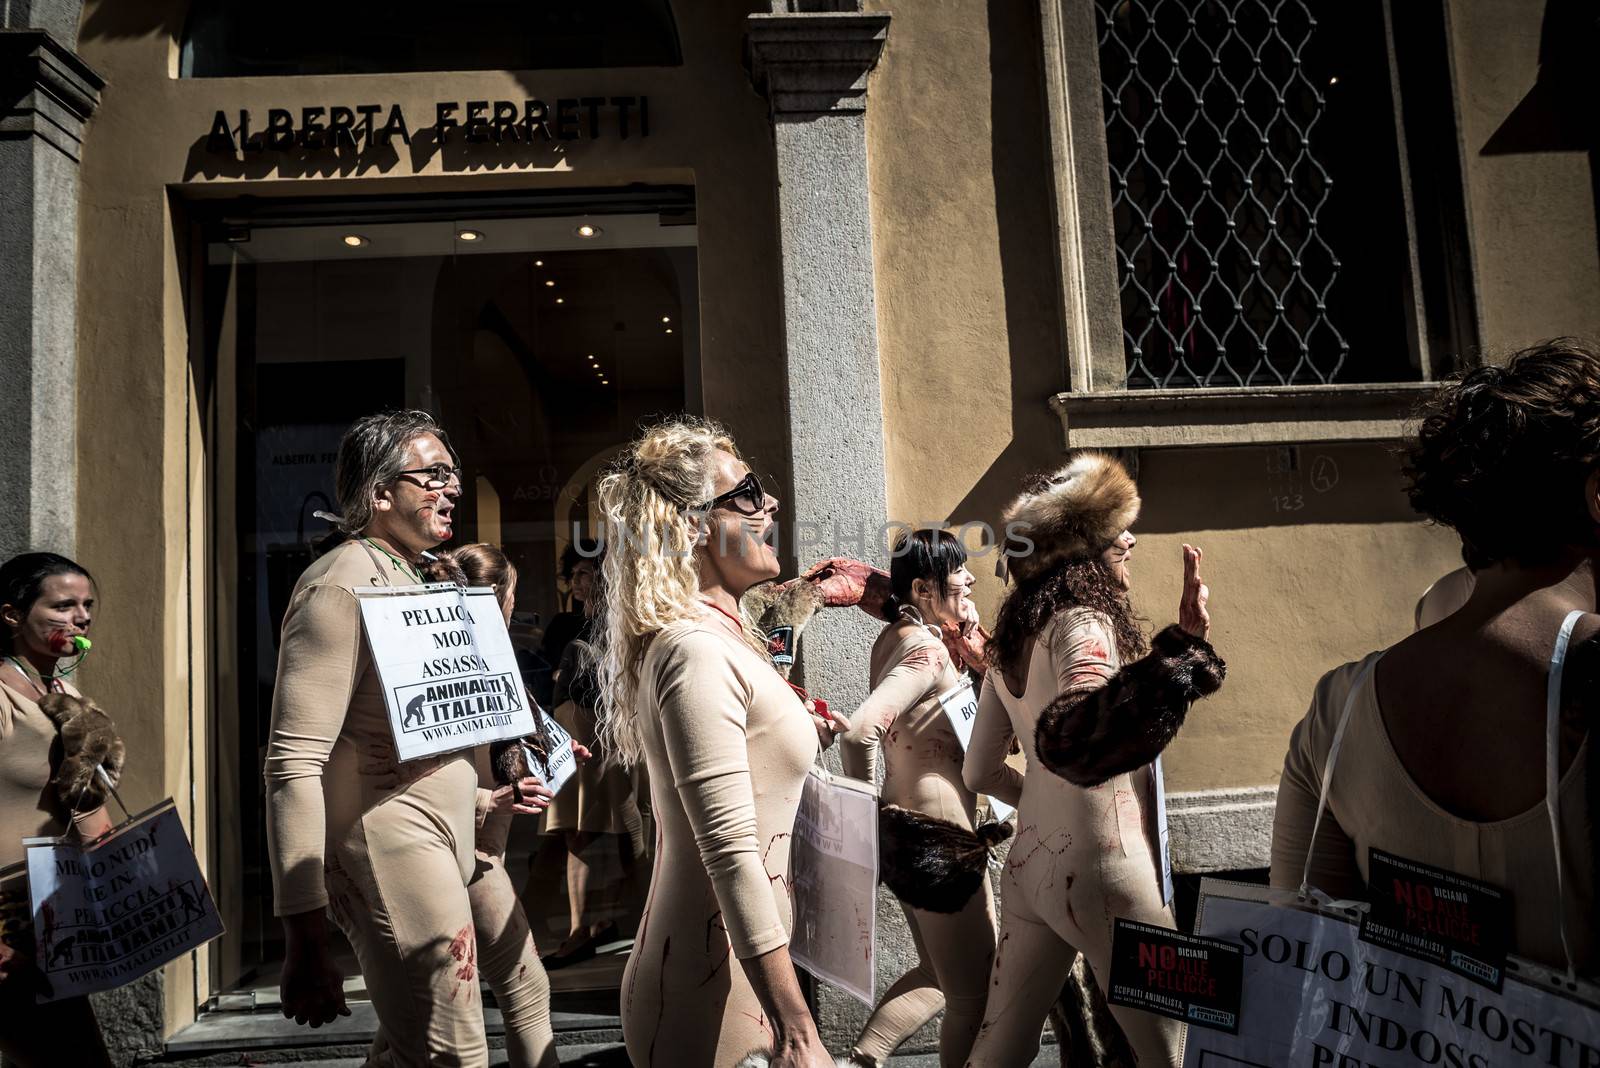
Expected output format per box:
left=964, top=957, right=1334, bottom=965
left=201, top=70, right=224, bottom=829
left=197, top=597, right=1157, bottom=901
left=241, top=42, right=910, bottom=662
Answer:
left=697, top=448, right=781, bottom=586
left=1102, top=530, right=1136, bottom=590
left=916, top=564, right=976, bottom=627
left=4, top=573, right=95, bottom=661
left=379, top=432, right=461, bottom=554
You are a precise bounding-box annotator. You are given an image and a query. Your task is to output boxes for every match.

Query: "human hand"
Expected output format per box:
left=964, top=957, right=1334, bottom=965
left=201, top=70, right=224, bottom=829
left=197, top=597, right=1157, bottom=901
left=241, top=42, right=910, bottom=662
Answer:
left=940, top=601, right=988, bottom=673
left=492, top=777, right=554, bottom=815
left=1178, top=544, right=1210, bottom=640
left=571, top=740, right=592, bottom=764
left=280, top=917, right=351, bottom=1028
left=806, top=696, right=843, bottom=751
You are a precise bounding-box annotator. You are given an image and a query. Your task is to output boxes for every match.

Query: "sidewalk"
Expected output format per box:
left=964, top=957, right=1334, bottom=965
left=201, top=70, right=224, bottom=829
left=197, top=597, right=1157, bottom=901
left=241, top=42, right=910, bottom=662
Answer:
left=276, top=1051, right=1058, bottom=1067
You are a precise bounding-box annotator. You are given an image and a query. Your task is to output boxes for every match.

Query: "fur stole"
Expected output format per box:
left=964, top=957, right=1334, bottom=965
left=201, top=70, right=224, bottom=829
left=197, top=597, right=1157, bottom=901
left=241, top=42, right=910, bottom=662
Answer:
left=878, top=804, right=1013, bottom=914
left=1035, top=623, right=1224, bottom=788
left=38, top=693, right=125, bottom=814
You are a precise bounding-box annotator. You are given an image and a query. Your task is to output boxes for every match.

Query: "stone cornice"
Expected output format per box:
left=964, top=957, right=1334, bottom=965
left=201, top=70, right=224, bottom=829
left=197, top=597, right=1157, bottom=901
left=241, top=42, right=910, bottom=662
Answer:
left=0, top=29, right=104, bottom=160
left=745, top=12, right=890, bottom=119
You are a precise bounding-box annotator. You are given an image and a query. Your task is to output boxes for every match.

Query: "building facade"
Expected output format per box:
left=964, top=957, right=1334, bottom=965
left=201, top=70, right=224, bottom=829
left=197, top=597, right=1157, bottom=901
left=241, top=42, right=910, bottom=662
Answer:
left=3, top=0, right=1596, bottom=1060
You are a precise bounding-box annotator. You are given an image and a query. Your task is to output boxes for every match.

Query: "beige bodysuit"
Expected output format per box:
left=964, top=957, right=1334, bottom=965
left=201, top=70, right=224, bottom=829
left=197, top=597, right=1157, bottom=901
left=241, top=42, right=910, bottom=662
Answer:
left=1271, top=652, right=1594, bottom=973
left=962, top=608, right=1180, bottom=1068
left=621, top=612, right=817, bottom=1067
left=0, top=678, right=113, bottom=1067
left=842, top=620, right=997, bottom=1067
left=265, top=539, right=485, bottom=1067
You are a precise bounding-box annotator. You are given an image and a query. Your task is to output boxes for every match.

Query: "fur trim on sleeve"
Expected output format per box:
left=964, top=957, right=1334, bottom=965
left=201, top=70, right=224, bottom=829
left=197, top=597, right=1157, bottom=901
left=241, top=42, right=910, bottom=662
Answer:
left=878, top=805, right=1013, bottom=914
left=1034, top=624, right=1224, bottom=788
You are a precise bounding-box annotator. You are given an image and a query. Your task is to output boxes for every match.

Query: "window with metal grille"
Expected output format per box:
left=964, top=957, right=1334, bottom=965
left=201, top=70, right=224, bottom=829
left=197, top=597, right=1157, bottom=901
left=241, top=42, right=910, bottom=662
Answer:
left=1096, top=0, right=1430, bottom=388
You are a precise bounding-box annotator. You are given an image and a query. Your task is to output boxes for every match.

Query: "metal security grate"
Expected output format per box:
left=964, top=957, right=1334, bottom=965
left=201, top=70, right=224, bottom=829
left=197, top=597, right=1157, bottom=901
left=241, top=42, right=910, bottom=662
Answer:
left=1098, top=0, right=1349, bottom=388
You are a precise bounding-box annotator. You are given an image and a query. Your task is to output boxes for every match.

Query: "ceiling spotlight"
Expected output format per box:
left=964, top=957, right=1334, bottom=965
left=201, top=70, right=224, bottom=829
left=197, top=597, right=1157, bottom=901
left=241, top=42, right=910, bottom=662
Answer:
left=342, top=234, right=369, bottom=248
left=544, top=280, right=555, bottom=288
left=534, top=259, right=544, bottom=267
left=456, top=229, right=483, bottom=242
left=601, top=379, right=609, bottom=385
left=555, top=297, right=565, bottom=304
left=574, top=224, right=602, bottom=239
left=661, top=316, right=671, bottom=324
left=1328, top=76, right=1339, bottom=86
left=665, top=328, right=674, bottom=334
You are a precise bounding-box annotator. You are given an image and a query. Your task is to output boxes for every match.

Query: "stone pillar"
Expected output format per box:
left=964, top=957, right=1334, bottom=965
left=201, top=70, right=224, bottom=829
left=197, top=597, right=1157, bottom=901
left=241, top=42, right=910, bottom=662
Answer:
left=0, top=27, right=101, bottom=561
left=747, top=9, right=911, bottom=1054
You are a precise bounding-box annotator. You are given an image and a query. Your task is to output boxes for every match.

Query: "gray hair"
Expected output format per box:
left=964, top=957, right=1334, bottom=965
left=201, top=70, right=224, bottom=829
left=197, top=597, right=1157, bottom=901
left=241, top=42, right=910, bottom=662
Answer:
left=333, top=410, right=455, bottom=534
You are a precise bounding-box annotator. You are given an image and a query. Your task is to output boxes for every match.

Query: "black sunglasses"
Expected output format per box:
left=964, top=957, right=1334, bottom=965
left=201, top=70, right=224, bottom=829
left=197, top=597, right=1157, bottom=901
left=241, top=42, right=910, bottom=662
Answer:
left=695, top=472, right=767, bottom=516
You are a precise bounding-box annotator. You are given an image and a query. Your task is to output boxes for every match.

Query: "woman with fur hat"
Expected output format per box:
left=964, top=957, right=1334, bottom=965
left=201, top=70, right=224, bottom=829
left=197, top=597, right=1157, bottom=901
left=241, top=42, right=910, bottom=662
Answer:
left=839, top=529, right=1005, bottom=1067
left=0, top=552, right=118, bottom=1067
left=962, top=453, right=1224, bottom=1067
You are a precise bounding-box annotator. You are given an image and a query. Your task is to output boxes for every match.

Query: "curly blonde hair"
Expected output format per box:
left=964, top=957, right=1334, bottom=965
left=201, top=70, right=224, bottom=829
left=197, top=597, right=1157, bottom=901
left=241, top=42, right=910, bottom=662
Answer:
left=594, top=417, right=769, bottom=766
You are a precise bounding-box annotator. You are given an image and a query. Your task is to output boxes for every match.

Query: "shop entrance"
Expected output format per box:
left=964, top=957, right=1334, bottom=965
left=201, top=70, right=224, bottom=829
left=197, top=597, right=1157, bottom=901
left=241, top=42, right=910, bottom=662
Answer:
left=200, top=189, right=697, bottom=1012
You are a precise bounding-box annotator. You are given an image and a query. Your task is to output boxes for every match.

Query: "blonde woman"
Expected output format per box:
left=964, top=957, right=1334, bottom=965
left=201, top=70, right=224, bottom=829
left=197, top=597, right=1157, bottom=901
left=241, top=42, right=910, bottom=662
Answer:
left=595, top=418, right=837, bottom=1068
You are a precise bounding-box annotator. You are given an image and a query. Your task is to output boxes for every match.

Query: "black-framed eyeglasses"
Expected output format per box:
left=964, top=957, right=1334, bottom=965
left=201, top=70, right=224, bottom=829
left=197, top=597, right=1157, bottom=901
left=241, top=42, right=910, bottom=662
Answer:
left=695, top=472, right=767, bottom=516
left=395, top=463, right=462, bottom=491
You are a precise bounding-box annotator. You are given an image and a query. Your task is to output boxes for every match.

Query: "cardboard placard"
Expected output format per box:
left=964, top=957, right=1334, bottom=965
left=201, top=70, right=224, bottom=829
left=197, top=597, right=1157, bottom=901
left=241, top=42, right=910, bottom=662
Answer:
left=1183, top=879, right=1600, bottom=1067
left=1360, top=849, right=1510, bottom=992
left=789, top=769, right=879, bottom=1006
left=524, top=708, right=577, bottom=798
left=356, top=585, right=537, bottom=761
left=26, top=800, right=224, bottom=1001
left=1107, top=917, right=1243, bottom=1033
left=1151, top=756, right=1174, bottom=906
left=936, top=678, right=1014, bottom=822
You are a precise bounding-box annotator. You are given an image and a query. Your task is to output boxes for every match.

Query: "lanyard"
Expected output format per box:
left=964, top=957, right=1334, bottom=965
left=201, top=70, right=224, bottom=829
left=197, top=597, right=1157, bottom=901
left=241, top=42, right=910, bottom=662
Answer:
left=1301, top=614, right=1582, bottom=983
left=4, top=657, right=63, bottom=699
left=361, top=538, right=423, bottom=584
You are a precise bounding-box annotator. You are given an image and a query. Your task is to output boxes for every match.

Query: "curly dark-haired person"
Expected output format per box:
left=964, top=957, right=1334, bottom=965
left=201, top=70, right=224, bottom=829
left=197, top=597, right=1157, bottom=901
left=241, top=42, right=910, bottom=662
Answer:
left=1271, top=337, right=1600, bottom=978
left=962, top=453, right=1224, bottom=1068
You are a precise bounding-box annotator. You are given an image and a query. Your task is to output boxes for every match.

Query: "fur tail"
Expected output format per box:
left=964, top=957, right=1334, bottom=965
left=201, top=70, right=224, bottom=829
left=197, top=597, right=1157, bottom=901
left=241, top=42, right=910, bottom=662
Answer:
left=1034, top=624, right=1224, bottom=788
left=879, top=806, right=1007, bottom=914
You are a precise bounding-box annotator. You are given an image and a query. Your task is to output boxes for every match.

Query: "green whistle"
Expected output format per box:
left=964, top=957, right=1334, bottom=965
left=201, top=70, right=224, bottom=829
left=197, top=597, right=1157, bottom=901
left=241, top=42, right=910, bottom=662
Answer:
left=70, top=635, right=91, bottom=653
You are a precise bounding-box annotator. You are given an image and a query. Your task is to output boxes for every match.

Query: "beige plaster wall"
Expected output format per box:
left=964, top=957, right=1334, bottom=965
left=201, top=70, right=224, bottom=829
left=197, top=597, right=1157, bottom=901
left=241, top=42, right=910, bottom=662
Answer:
left=72, top=0, right=785, bottom=1032
left=1449, top=0, right=1600, bottom=350
left=865, top=1, right=1464, bottom=795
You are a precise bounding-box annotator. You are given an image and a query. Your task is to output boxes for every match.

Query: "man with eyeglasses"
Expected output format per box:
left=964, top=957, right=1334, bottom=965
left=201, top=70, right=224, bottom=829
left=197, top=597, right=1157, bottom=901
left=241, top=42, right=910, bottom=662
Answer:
left=263, top=410, right=514, bottom=1066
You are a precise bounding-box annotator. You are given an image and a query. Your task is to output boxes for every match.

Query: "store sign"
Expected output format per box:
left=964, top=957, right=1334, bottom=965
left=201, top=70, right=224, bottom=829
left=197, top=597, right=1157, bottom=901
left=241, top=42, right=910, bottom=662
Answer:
left=204, top=96, right=651, bottom=154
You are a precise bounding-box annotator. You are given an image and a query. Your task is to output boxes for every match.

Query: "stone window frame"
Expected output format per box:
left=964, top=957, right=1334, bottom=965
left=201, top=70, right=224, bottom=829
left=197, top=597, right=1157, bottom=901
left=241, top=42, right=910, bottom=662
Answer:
left=1038, top=0, right=1481, bottom=450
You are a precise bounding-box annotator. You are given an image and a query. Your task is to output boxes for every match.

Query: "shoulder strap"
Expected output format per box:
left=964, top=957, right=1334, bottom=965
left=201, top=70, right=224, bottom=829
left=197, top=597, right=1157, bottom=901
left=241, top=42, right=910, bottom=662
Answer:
left=1546, top=610, right=1583, bottom=983
left=1299, top=654, right=1381, bottom=898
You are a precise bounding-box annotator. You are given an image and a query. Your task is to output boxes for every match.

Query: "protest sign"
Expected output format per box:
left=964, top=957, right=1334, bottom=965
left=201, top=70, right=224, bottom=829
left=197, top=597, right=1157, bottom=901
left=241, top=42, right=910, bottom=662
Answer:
left=26, top=799, right=224, bottom=1002
left=1151, top=756, right=1174, bottom=906
left=1183, top=879, right=1600, bottom=1068
left=790, top=769, right=879, bottom=1005
left=936, top=679, right=1014, bottom=822
left=1360, top=849, right=1509, bottom=992
left=525, top=708, right=577, bottom=797
left=357, top=584, right=537, bottom=761
left=1107, top=918, right=1242, bottom=1033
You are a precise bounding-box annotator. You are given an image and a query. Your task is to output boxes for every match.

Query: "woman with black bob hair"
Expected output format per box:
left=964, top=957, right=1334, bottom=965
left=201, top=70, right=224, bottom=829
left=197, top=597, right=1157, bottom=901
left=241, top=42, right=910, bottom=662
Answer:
left=0, top=552, right=121, bottom=1066
left=1271, top=337, right=1600, bottom=977
left=962, top=453, right=1223, bottom=1067
left=838, top=529, right=1002, bottom=1067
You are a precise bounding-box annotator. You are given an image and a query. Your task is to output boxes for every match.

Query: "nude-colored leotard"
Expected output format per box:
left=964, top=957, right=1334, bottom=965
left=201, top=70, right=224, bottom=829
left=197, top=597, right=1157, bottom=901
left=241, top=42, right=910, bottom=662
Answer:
left=962, top=608, right=1180, bottom=1068
left=265, top=539, right=486, bottom=1067
left=842, top=619, right=996, bottom=1066
left=620, top=612, right=817, bottom=1067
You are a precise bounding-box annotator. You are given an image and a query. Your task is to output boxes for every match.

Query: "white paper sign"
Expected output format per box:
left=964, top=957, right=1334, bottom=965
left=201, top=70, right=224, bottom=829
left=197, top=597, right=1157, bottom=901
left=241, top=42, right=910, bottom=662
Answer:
left=1184, top=880, right=1600, bottom=1067
left=790, top=769, right=879, bottom=1006
left=1151, top=756, right=1173, bottom=906
left=525, top=708, right=577, bottom=798
left=357, top=585, right=537, bottom=761
left=936, top=678, right=1015, bottom=823
left=26, top=800, right=224, bottom=1001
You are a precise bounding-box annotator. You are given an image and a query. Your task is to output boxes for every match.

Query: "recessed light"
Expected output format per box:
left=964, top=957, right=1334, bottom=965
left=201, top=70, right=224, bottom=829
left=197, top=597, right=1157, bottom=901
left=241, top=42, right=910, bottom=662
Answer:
left=575, top=224, right=602, bottom=239
left=534, top=259, right=544, bottom=267
left=661, top=316, right=671, bottom=324
left=1328, top=76, right=1339, bottom=86
left=544, top=280, right=555, bottom=288
left=555, top=297, right=565, bottom=304
left=342, top=234, right=368, bottom=248
left=457, top=229, right=483, bottom=242
left=601, top=379, right=609, bottom=385
left=665, top=328, right=674, bottom=334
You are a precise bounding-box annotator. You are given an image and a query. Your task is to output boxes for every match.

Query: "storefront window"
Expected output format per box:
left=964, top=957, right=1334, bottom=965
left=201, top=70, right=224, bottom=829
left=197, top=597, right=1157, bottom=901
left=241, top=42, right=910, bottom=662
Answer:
left=181, top=0, right=682, bottom=77
left=204, top=204, right=697, bottom=1010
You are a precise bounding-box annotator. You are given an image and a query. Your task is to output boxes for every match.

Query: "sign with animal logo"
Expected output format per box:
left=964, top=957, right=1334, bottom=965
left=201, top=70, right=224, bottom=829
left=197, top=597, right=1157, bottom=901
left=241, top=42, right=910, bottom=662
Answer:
left=25, top=800, right=224, bottom=1001
left=357, top=584, right=538, bottom=761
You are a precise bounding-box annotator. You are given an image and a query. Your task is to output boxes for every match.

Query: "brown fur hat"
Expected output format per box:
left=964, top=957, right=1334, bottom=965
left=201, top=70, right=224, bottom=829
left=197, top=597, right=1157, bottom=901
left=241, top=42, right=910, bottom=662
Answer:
left=1002, top=452, right=1140, bottom=582
left=38, top=692, right=125, bottom=814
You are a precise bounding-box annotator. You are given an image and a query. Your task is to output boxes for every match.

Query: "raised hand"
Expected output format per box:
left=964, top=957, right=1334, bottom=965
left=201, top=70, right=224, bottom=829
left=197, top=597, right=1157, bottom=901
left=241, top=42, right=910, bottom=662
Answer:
left=1178, top=543, right=1210, bottom=640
